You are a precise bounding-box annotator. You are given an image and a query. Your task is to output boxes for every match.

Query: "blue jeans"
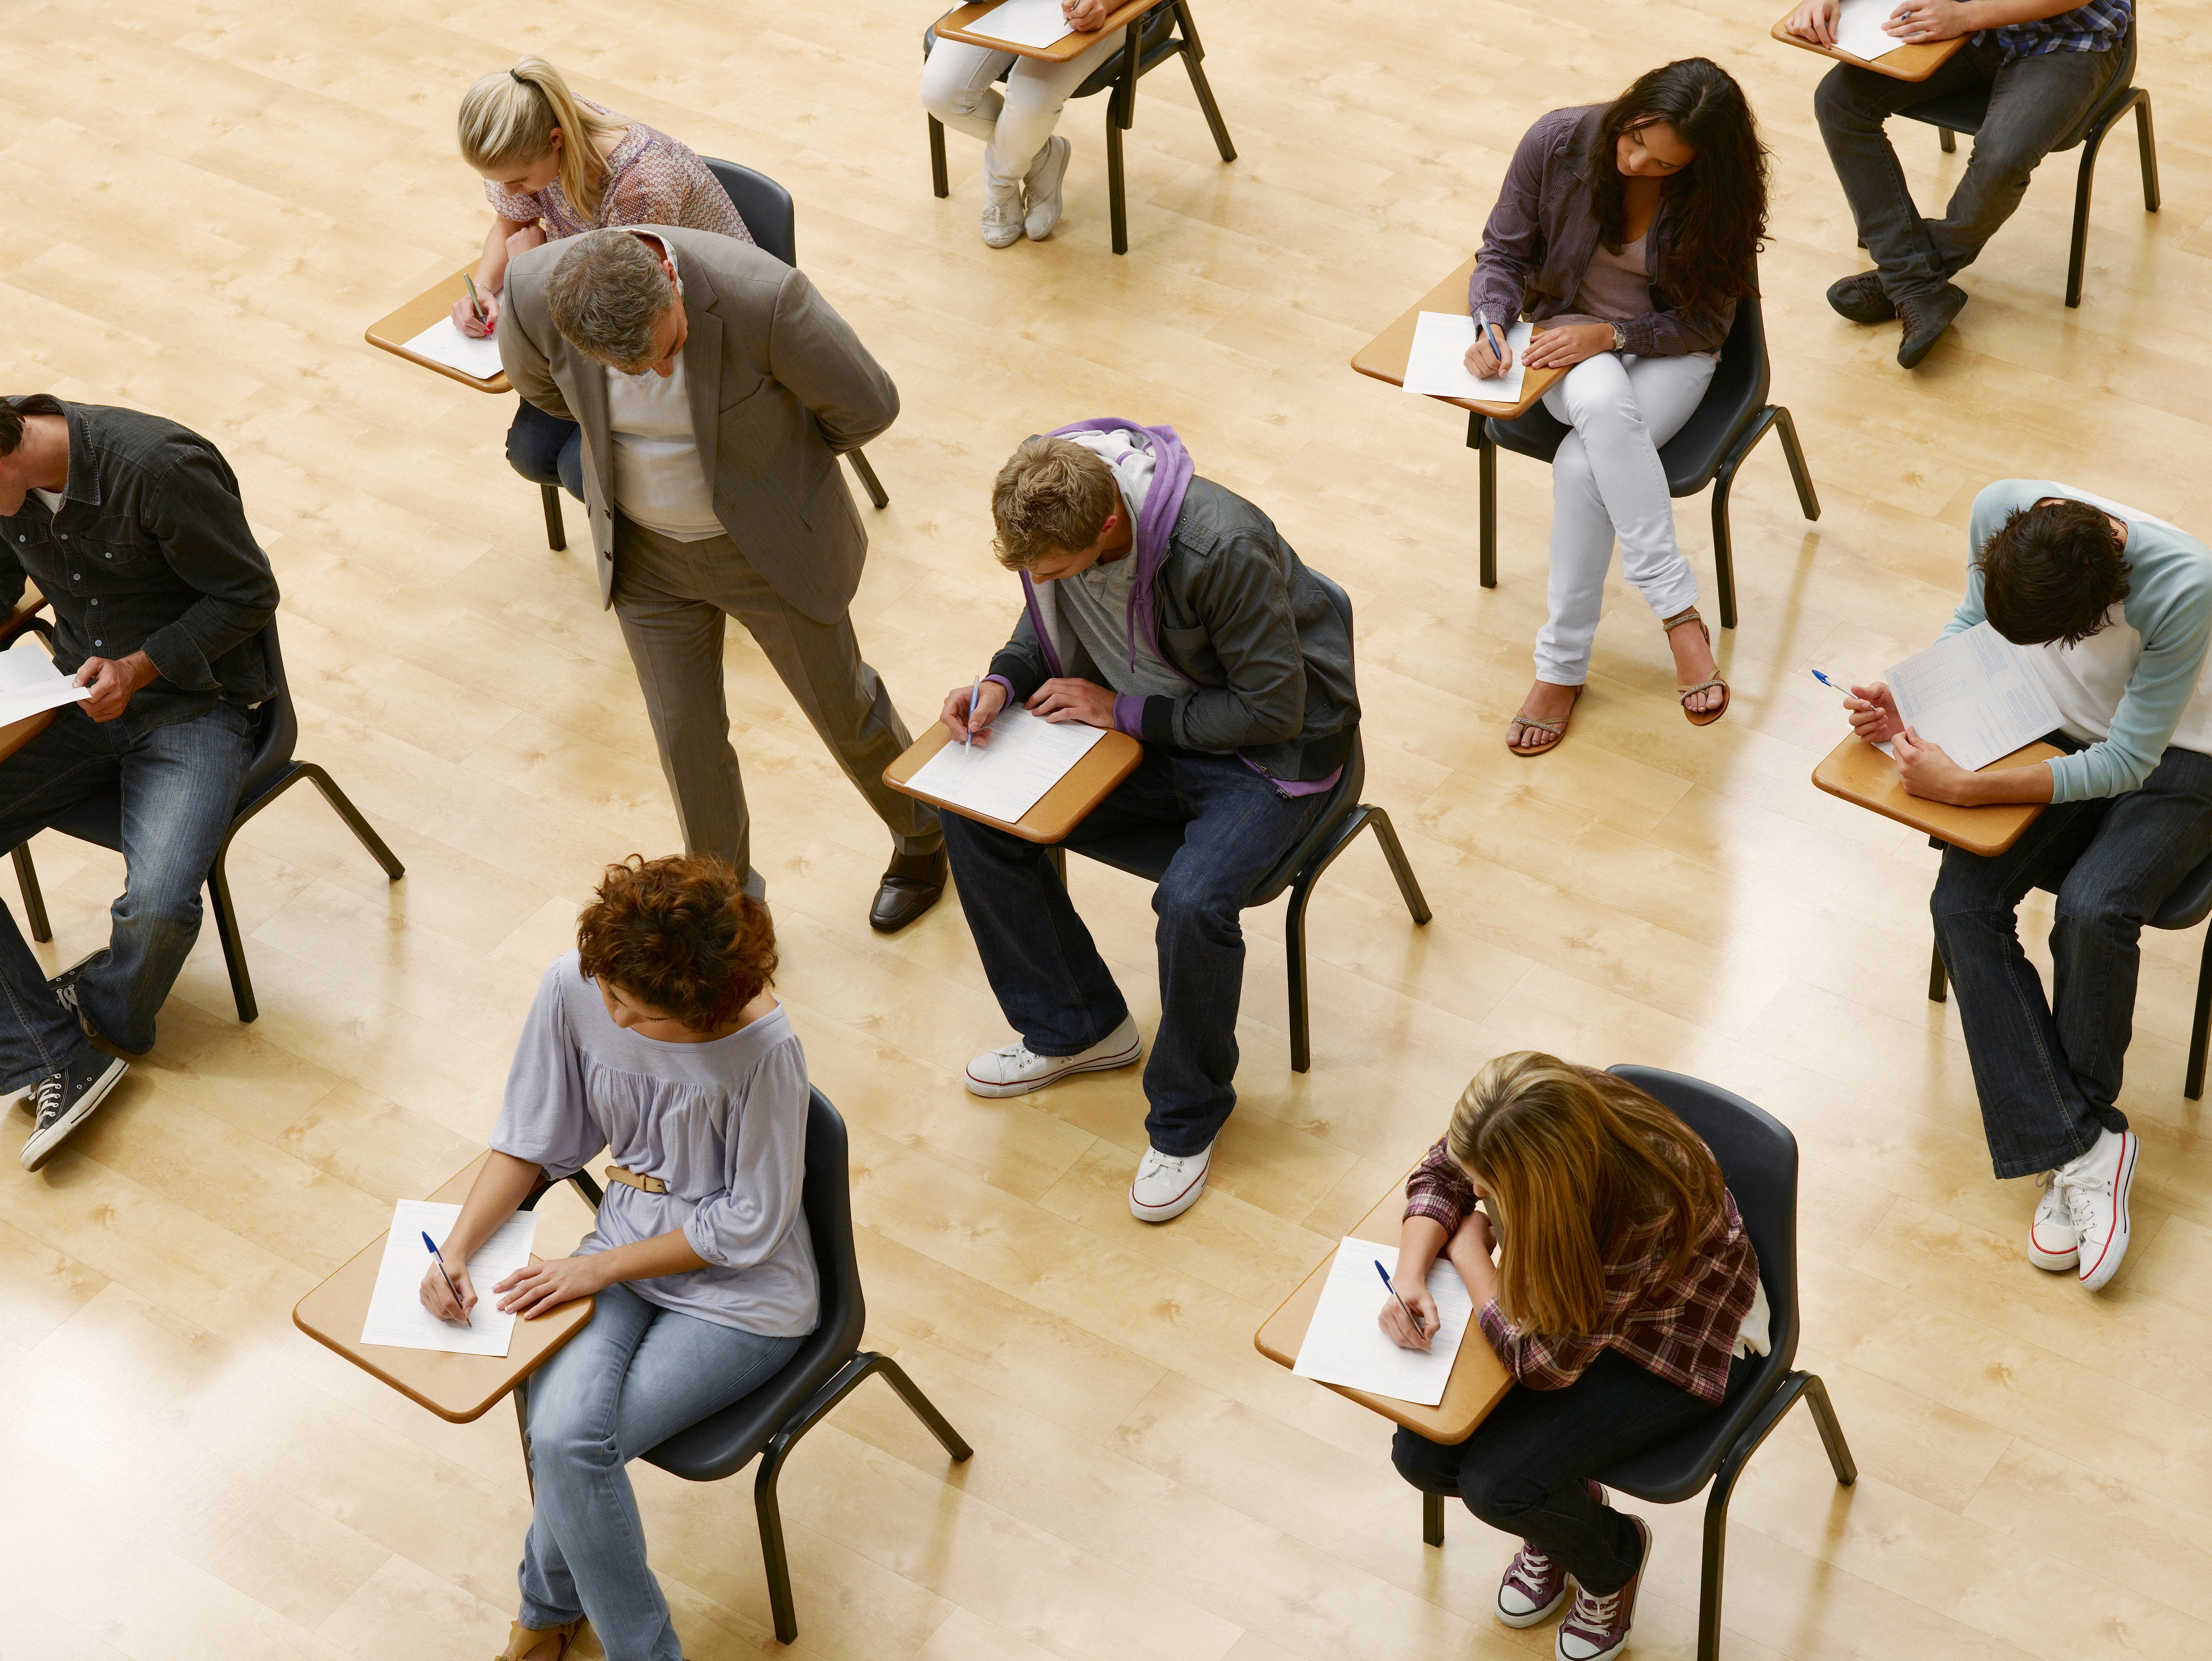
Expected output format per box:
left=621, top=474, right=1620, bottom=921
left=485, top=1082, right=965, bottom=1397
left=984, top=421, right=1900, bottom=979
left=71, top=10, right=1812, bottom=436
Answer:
left=518, top=1281, right=802, bottom=1661
left=0, top=702, right=251, bottom=1083
left=943, top=749, right=1327, bottom=1156
left=1815, top=39, right=2121, bottom=304
left=508, top=399, right=585, bottom=502
left=1931, top=739, right=2212, bottom=1178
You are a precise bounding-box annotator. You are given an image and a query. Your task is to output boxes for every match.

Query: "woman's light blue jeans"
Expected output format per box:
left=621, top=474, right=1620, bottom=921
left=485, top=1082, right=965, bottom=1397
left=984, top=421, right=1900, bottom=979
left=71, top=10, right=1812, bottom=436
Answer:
left=518, top=1280, right=802, bottom=1660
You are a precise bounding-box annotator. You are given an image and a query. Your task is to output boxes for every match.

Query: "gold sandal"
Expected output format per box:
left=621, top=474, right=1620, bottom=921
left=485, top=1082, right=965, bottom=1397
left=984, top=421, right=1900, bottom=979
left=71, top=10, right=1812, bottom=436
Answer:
left=1505, top=684, right=1582, bottom=757
left=496, top=1618, right=583, bottom=1661
left=1664, top=608, right=1729, bottom=727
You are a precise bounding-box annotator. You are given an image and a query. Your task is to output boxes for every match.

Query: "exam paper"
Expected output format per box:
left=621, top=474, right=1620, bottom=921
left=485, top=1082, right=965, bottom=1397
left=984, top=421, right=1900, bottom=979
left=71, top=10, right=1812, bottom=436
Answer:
left=0, top=640, right=90, bottom=727
left=401, top=317, right=506, bottom=382
left=1292, top=1238, right=1477, bottom=1407
left=1831, top=0, right=1908, bottom=63
left=964, top=0, right=1075, bottom=50
left=1885, top=620, right=2064, bottom=773
left=360, top=1200, right=539, bottom=1358
left=1403, top=313, right=1536, bottom=405
left=907, top=706, right=1109, bottom=825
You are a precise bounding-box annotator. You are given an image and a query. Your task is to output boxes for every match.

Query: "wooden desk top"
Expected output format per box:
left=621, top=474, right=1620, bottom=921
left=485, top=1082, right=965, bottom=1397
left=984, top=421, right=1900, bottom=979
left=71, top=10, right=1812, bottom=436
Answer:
left=292, top=1154, right=594, bottom=1424
left=1770, top=7, right=1964, bottom=81
left=1255, top=1170, right=1513, bottom=1446
left=1351, top=256, right=1563, bottom=423
left=0, top=707, right=57, bottom=767
left=934, top=0, right=1161, bottom=60
left=364, top=267, right=512, bottom=395
left=885, top=719, right=1143, bottom=845
left=1811, top=734, right=2059, bottom=856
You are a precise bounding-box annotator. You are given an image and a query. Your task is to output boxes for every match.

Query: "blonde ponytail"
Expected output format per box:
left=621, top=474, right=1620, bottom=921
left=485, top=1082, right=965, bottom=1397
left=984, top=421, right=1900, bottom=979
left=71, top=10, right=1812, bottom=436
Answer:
left=457, top=56, right=623, bottom=221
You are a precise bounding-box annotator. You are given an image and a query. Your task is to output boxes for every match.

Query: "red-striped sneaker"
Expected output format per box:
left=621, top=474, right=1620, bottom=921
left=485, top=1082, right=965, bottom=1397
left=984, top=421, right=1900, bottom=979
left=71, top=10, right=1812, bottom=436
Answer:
left=2028, top=1171, right=2079, bottom=1271
left=1556, top=1513, right=1649, bottom=1661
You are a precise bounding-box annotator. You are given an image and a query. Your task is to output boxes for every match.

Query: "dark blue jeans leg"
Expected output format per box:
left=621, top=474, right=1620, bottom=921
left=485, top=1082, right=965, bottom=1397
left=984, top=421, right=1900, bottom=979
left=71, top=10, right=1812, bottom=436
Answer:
left=72, top=706, right=253, bottom=1055
left=507, top=399, right=586, bottom=503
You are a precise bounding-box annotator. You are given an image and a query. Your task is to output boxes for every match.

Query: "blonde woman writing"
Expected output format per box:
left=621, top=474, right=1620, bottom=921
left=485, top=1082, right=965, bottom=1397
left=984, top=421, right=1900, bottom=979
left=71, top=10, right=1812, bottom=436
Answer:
left=1380, top=1053, right=1771, bottom=1661
left=452, top=56, right=753, bottom=500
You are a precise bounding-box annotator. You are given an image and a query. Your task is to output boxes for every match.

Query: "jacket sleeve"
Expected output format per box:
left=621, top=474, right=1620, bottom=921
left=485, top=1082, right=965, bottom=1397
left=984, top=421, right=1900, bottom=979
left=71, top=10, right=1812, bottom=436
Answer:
left=496, top=256, right=578, bottom=425
left=1468, top=117, right=1553, bottom=326
left=135, top=441, right=280, bottom=691
left=1134, top=533, right=1307, bottom=756
left=987, top=606, right=1055, bottom=702
left=1616, top=291, right=1734, bottom=358
left=764, top=267, right=899, bottom=455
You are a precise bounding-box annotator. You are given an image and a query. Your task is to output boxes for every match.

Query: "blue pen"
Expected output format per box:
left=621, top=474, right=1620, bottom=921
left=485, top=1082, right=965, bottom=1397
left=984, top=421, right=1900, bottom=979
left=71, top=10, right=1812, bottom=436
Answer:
left=1374, top=1259, right=1425, bottom=1337
left=1477, top=308, right=1506, bottom=364
left=1809, top=668, right=1858, bottom=696
left=423, top=1230, right=472, bottom=1328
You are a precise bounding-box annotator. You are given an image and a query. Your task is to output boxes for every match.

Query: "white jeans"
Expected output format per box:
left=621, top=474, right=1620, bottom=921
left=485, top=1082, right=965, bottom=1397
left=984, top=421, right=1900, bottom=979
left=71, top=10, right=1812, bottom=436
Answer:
left=920, top=31, right=1127, bottom=190
left=1533, top=351, right=1718, bottom=687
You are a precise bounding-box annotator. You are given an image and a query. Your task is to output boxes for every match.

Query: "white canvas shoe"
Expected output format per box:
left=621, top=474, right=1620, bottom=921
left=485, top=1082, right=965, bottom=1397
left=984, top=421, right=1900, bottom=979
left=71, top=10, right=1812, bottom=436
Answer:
left=965, top=1015, right=1141, bottom=1098
left=2056, top=1127, right=2139, bottom=1292
left=979, top=180, right=1025, bottom=249
left=1022, top=135, right=1071, bottom=240
left=2027, top=1171, right=2080, bottom=1271
left=1130, top=1140, right=1212, bottom=1223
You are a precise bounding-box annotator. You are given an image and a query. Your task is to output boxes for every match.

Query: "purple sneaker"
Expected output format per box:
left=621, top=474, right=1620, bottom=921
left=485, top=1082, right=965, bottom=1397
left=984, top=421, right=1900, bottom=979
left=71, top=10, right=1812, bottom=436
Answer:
left=1494, top=1481, right=1607, bottom=1629
left=1556, top=1512, right=1649, bottom=1661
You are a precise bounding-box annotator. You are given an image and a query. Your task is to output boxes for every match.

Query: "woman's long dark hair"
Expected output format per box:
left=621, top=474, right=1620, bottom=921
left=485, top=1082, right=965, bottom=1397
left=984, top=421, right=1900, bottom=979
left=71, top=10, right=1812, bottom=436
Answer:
left=1589, top=58, right=1769, bottom=313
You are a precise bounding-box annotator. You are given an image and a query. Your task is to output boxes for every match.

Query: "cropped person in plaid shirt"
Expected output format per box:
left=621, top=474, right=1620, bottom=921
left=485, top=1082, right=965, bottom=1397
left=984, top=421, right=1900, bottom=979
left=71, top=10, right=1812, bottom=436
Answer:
left=1786, top=0, right=2133, bottom=367
left=1381, top=1054, right=1770, bottom=1661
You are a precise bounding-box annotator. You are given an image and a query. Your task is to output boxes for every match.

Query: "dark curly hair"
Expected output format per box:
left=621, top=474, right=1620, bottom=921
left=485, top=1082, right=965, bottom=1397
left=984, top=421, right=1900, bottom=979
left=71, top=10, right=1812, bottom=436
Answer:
left=1978, top=499, right=2131, bottom=648
left=575, top=854, right=777, bottom=1033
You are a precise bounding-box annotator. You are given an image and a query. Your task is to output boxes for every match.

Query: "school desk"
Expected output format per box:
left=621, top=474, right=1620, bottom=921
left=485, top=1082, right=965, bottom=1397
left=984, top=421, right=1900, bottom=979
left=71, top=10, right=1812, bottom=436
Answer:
left=1351, top=255, right=1565, bottom=423
left=933, top=0, right=1165, bottom=60
left=1770, top=3, right=1967, bottom=81
left=1812, top=733, right=2059, bottom=857
left=885, top=720, right=1143, bottom=845
left=364, top=267, right=511, bottom=394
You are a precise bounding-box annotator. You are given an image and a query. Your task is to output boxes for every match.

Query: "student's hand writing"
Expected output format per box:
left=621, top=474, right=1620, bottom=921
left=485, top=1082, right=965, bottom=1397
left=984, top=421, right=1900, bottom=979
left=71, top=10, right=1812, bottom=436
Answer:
left=1892, top=726, right=1974, bottom=802
left=1063, top=0, right=1110, bottom=30
left=942, top=677, right=1008, bottom=744
left=418, top=1259, right=478, bottom=1323
left=1028, top=677, right=1118, bottom=729
left=1378, top=1279, right=1441, bottom=1352
left=506, top=223, right=548, bottom=262
left=1463, top=327, right=1512, bottom=380
left=1785, top=0, right=1842, bottom=43
left=495, top=1254, right=610, bottom=1320
left=450, top=288, right=500, bottom=338
left=1884, top=0, right=1971, bottom=43
left=1844, top=680, right=1902, bottom=745
left=73, top=652, right=157, bottom=723
left=1521, top=322, right=1615, bottom=370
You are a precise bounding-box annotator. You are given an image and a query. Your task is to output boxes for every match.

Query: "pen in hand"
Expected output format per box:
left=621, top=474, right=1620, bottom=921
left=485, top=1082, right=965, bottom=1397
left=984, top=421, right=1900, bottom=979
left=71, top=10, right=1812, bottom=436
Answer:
left=463, top=272, right=488, bottom=326
left=1477, top=308, right=1505, bottom=367
left=1376, top=1259, right=1426, bottom=1341
left=423, top=1230, right=472, bottom=1328
left=964, top=674, right=982, bottom=754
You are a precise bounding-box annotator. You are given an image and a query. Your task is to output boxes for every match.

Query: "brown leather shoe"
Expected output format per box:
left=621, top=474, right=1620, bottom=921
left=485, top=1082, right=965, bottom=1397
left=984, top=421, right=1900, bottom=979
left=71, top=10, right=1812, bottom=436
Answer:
left=869, top=846, right=947, bottom=934
left=1897, top=283, right=1968, bottom=369
left=1825, top=269, right=1895, bottom=324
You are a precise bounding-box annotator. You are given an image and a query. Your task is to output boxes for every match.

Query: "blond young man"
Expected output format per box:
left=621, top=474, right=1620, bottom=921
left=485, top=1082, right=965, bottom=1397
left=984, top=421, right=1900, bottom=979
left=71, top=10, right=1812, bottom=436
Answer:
left=939, top=421, right=1356, bottom=1221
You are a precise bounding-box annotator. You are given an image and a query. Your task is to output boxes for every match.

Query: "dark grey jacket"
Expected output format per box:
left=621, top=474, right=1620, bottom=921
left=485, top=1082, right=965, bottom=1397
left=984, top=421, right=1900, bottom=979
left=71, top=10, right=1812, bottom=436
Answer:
left=988, top=477, right=1357, bottom=786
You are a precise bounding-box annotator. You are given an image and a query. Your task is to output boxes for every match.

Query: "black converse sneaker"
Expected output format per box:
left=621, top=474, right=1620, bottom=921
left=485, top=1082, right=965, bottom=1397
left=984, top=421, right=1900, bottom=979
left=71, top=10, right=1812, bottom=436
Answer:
left=20, top=1052, right=129, bottom=1171
left=49, top=951, right=103, bottom=1042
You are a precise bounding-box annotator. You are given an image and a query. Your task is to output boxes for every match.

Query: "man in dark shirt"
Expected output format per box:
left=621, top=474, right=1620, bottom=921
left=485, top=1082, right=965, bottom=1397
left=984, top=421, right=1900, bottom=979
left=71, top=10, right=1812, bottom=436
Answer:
left=0, top=396, right=279, bottom=1170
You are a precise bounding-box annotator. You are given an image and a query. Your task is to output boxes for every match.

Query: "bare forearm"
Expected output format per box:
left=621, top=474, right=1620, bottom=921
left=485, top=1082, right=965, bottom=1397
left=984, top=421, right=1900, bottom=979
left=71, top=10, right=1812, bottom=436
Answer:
left=1445, top=1228, right=1498, bottom=1306
left=445, top=1151, right=544, bottom=1260
left=1397, top=1216, right=1449, bottom=1279
left=477, top=217, right=531, bottom=296
left=591, top=1228, right=710, bottom=1285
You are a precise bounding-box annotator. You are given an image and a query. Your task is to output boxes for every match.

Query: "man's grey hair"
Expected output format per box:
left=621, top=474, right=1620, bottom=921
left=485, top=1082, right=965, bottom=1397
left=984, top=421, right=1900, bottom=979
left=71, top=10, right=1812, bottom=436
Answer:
left=545, top=230, right=672, bottom=369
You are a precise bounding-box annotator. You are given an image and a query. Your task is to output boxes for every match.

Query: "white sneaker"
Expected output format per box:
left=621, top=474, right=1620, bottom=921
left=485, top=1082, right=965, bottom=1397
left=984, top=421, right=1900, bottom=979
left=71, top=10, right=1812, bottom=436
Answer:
left=1022, top=135, right=1071, bottom=241
left=1130, top=1140, right=1212, bottom=1223
left=980, top=182, right=1025, bottom=249
left=965, top=1015, right=1140, bottom=1098
left=2056, top=1127, right=2139, bottom=1292
left=2027, top=1171, right=2079, bottom=1271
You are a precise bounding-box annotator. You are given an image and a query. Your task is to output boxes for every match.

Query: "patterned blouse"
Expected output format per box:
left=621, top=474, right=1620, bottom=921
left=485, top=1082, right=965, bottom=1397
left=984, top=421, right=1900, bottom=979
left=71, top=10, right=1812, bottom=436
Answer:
left=1403, top=1108, right=1760, bottom=1406
left=483, top=101, right=754, bottom=246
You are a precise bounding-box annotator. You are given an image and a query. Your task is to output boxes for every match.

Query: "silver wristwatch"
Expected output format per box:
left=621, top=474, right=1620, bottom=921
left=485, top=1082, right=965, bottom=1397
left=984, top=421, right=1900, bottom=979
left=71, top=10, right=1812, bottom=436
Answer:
left=1610, top=321, right=1627, bottom=352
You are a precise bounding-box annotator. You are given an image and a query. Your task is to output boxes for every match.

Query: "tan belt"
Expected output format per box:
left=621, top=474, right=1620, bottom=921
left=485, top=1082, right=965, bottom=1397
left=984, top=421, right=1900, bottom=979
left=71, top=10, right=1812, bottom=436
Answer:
left=604, top=1164, right=668, bottom=1195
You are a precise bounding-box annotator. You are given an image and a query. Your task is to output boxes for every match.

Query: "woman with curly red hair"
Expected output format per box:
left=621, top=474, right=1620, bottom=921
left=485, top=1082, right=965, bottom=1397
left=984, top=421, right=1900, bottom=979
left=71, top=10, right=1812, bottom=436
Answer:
left=420, top=853, right=812, bottom=1661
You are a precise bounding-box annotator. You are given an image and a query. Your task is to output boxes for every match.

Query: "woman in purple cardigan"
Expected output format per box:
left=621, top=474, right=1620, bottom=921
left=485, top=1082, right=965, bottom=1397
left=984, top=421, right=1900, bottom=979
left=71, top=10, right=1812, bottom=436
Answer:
left=1466, top=60, right=1770, bottom=757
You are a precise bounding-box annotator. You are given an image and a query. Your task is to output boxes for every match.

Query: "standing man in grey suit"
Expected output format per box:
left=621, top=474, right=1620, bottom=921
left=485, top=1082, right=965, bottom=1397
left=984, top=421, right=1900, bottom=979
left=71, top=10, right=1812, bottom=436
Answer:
left=498, top=225, right=945, bottom=932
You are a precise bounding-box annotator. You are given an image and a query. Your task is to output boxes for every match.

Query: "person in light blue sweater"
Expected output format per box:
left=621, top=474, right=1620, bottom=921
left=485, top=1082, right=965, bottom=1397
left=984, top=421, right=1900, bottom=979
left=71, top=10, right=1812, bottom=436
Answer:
left=1840, top=480, right=2212, bottom=1294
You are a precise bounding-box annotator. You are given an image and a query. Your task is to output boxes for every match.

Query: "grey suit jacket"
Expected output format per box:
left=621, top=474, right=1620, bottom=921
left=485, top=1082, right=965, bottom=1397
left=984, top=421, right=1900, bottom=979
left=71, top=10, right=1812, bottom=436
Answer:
left=498, top=225, right=900, bottom=623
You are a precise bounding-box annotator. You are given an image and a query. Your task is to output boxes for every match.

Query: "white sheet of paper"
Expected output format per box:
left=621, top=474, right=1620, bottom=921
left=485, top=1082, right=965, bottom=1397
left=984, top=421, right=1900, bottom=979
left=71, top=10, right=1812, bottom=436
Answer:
left=360, top=1200, right=539, bottom=1358
left=1832, top=0, right=1908, bottom=63
left=908, top=706, right=1109, bottom=825
left=965, top=0, right=1075, bottom=49
left=0, top=639, right=91, bottom=727
left=1292, top=1238, right=1477, bottom=1407
left=400, top=317, right=506, bottom=382
left=1403, top=313, right=1536, bottom=405
left=1885, top=620, right=2064, bottom=773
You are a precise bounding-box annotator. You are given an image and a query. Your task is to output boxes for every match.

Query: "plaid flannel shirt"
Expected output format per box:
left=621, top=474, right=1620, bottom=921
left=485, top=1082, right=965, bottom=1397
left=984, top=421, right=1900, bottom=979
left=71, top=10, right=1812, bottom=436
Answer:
left=1403, top=1136, right=1760, bottom=1405
left=1979, top=0, right=2128, bottom=58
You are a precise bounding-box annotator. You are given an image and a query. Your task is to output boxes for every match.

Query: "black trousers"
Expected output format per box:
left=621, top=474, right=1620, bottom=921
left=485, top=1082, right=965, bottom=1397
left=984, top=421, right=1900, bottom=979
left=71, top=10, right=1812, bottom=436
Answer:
left=1393, top=1349, right=1755, bottom=1594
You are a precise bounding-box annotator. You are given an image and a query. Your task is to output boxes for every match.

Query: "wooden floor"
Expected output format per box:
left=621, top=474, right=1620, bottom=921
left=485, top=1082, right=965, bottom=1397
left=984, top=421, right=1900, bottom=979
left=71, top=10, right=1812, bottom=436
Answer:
left=4, top=0, right=2210, bottom=1656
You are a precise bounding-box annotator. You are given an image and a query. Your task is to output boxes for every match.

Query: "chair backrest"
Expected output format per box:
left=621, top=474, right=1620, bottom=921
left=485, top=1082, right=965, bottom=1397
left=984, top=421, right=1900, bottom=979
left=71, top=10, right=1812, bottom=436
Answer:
left=704, top=158, right=798, bottom=268
left=1071, top=1, right=1184, bottom=99
left=797, top=1086, right=867, bottom=1359
left=239, top=619, right=300, bottom=810
left=1247, top=570, right=1366, bottom=903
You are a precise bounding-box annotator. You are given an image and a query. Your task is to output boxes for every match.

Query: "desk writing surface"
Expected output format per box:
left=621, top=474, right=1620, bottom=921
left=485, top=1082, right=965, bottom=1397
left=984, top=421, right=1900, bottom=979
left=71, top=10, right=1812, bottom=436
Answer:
left=364, top=268, right=513, bottom=395
left=292, top=1153, right=593, bottom=1424
left=1351, top=255, right=1563, bottom=422
left=1255, top=1169, right=1513, bottom=1445
left=1811, top=734, right=2058, bottom=857
left=0, top=707, right=56, bottom=767
left=885, top=720, right=1141, bottom=845
left=934, top=0, right=1160, bottom=59
left=1769, top=8, right=1963, bottom=81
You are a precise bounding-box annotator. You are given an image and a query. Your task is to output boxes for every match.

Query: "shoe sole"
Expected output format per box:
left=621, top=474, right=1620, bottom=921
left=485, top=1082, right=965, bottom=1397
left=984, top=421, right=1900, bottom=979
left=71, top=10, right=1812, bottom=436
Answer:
left=20, top=1055, right=128, bottom=1172
left=2076, top=1132, right=2139, bottom=1291
left=965, top=1038, right=1141, bottom=1098
left=2028, top=1241, right=2081, bottom=1271
left=1496, top=1582, right=1570, bottom=1629
left=1130, top=1165, right=1207, bottom=1223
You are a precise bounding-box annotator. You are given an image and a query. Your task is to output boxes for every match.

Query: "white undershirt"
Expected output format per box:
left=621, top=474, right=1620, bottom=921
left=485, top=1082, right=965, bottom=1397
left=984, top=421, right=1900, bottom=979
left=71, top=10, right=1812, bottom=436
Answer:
left=605, top=357, right=721, bottom=542
left=31, top=488, right=63, bottom=514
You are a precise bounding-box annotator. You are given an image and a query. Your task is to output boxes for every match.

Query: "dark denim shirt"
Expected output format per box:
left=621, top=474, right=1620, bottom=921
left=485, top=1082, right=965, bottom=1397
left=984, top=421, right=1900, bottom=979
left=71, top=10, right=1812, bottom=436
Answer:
left=0, top=402, right=279, bottom=738
left=1467, top=105, right=1737, bottom=358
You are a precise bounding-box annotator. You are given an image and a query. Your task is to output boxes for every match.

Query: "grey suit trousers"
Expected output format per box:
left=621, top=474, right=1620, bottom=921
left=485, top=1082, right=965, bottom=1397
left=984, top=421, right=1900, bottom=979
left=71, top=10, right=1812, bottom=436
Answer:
left=611, top=516, right=940, bottom=897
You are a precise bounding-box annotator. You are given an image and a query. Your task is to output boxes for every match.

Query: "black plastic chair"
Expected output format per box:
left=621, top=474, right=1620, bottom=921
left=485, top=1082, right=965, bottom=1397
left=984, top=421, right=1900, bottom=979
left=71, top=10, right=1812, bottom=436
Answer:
left=1902, top=11, right=2157, bottom=309
left=1926, top=839, right=2212, bottom=1098
left=9, top=621, right=405, bottom=1024
left=1044, top=571, right=1431, bottom=1071
left=925, top=0, right=1236, bottom=255
left=514, top=1088, right=971, bottom=1645
left=1474, top=293, right=1821, bottom=630
left=1416, top=1065, right=1857, bottom=1661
